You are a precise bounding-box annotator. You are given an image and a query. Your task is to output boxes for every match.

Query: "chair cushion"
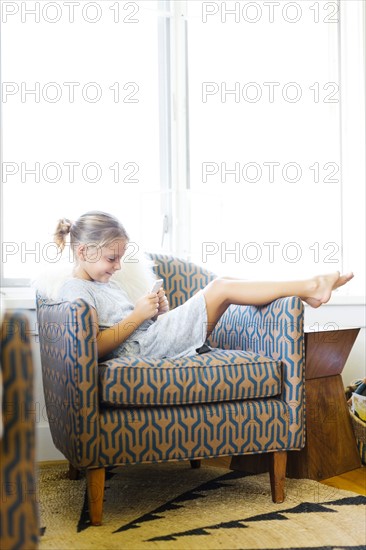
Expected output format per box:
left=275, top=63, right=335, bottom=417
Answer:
left=98, top=349, right=282, bottom=407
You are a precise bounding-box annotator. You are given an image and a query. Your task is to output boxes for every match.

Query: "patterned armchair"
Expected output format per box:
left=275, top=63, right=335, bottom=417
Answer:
left=36, top=254, right=305, bottom=526
left=0, top=312, right=39, bottom=550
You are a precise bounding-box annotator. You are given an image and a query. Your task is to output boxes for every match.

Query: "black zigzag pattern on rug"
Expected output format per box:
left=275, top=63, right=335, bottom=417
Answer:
left=77, top=468, right=250, bottom=532
left=145, top=495, right=366, bottom=543
left=113, top=469, right=250, bottom=534
left=77, top=466, right=366, bottom=545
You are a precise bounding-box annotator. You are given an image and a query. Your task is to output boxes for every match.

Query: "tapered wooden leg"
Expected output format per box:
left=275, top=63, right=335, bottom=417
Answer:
left=190, top=459, right=201, bottom=469
left=68, top=462, right=80, bottom=480
left=86, top=467, right=105, bottom=526
left=269, top=451, right=287, bottom=503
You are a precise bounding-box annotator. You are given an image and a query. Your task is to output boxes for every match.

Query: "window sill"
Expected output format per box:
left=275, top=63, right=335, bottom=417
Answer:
left=1, top=286, right=365, bottom=311
left=1, top=287, right=37, bottom=310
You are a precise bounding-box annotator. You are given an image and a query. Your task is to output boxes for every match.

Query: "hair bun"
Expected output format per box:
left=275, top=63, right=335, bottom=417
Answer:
left=54, top=218, right=73, bottom=250
left=59, top=218, right=73, bottom=234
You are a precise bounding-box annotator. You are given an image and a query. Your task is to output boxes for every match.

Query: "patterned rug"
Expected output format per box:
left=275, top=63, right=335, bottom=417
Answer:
left=38, top=461, right=365, bottom=550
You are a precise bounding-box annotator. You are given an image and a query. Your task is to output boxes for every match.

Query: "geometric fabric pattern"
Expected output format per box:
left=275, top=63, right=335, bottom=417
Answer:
left=99, top=350, right=282, bottom=407
left=36, top=253, right=305, bottom=473
left=148, top=252, right=216, bottom=308
left=99, top=398, right=289, bottom=465
left=150, top=253, right=305, bottom=449
left=37, top=296, right=100, bottom=468
left=207, top=297, right=305, bottom=449
left=0, top=312, right=39, bottom=550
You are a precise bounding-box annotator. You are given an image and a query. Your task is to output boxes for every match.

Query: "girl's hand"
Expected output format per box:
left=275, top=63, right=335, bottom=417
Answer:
left=134, top=293, right=159, bottom=322
left=156, top=288, right=169, bottom=316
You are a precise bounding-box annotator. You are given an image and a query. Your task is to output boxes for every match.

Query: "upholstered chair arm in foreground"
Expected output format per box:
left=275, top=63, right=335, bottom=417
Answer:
left=37, top=296, right=100, bottom=469
left=0, top=312, right=39, bottom=550
left=208, top=297, right=305, bottom=449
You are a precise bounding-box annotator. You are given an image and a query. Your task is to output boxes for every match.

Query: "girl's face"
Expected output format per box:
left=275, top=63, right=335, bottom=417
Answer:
left=75, top=238, right=128, bottom=282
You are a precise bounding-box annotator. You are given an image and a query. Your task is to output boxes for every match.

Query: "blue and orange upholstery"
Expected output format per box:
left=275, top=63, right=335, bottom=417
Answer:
left=0, top=312, right=39, bottom=550
left=36, top=254, right=305, bottom=525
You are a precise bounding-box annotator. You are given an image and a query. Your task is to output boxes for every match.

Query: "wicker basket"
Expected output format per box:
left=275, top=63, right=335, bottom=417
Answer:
left=349, top=409, right=366, bottom=465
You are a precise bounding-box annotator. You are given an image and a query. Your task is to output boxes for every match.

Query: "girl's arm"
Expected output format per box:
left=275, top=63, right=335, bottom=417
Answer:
left=96, top=293, right=159, bottom=358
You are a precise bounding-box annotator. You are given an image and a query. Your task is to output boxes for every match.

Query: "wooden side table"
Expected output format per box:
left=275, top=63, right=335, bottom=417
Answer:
left=230, top=327, right=362, bottom=481
left=286, top=327, right=361, bottom=480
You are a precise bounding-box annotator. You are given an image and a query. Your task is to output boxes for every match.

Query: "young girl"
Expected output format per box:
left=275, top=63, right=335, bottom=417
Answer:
left=55, top=211, right=354, bottom=360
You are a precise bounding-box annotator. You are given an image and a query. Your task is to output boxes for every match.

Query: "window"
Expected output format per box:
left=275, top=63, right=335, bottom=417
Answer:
left=1, top=0, right=166, bottom=282
left=1, top=0, right=365, bottom=298
left=188, top=1, right=338, bottom=279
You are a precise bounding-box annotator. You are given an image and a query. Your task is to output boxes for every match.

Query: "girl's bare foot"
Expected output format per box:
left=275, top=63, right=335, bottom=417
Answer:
left=303, top=296, right=322, bottom=308
left=333, top=272, right=355, bottom=290
left=303, top=271, right=354, bottom=308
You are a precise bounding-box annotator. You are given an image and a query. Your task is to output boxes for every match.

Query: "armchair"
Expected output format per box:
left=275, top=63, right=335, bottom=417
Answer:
left=36, top=253, right=305, bottom=526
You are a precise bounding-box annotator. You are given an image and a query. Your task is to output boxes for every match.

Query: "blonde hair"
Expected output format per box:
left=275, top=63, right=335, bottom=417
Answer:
left=54, top=211, right=129, bottom=253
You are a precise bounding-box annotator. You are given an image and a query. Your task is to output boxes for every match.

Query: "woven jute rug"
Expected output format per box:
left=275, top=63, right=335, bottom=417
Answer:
left=38, top=461, right=365, bottom=550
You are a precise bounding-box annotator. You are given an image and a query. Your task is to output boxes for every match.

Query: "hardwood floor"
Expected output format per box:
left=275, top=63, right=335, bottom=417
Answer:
left=205, top=458, right=366, bottom=496
left=320, top=466, right=366, bottom=496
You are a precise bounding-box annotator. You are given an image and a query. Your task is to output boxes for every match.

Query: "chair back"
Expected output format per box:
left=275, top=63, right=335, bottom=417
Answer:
left=148, top=253, right=215, bottom=308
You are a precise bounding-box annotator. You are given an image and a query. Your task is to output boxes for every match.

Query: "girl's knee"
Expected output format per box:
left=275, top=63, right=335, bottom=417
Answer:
left=212, top=277, right=228, bottom=286
left=203, top=278, right=230, bottom=326
left=206, top=277, right=230, bottom=302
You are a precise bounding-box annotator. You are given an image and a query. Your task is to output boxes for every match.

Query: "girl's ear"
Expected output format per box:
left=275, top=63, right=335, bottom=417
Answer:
left=76, top=244, right=86, bottom=262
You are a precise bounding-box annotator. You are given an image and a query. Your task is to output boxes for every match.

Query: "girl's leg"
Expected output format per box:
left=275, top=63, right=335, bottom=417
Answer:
left=202, top=272, right=353, bottom=336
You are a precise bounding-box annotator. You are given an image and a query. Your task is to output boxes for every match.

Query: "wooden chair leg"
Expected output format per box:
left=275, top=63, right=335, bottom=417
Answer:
left=86, top=467, right=105, bottom=526
left=269, top=451, right=287, bottom=503
left=68, top=462, right=80, bottom=480
left=190, top=459, right=201, bottom=469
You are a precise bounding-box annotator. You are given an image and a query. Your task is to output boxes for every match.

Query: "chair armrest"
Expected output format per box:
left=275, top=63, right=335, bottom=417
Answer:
left=1, top=312, right=39, bottom=549
left=208, top=297, right=305, bottom=448
left=37, top=297, right=100, bottom=467
left=208, top=297, right=304, bottom=356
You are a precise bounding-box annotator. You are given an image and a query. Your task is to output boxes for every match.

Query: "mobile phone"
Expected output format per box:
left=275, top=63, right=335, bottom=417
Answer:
left=151, top=279, right=163, bottom=293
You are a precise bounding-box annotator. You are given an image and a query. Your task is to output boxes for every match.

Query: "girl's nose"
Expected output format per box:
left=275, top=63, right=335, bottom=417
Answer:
left=114, top=259, right=121, bottom=271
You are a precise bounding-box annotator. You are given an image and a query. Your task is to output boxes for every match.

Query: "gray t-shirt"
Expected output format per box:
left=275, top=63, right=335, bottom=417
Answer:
left=58, top=278, right=208, bottom=360
left=58, top=278, right=153, bottom=358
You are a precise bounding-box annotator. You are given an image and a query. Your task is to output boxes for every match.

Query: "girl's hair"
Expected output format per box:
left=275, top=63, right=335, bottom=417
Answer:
left=54, top=211, right=129, bottom=252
